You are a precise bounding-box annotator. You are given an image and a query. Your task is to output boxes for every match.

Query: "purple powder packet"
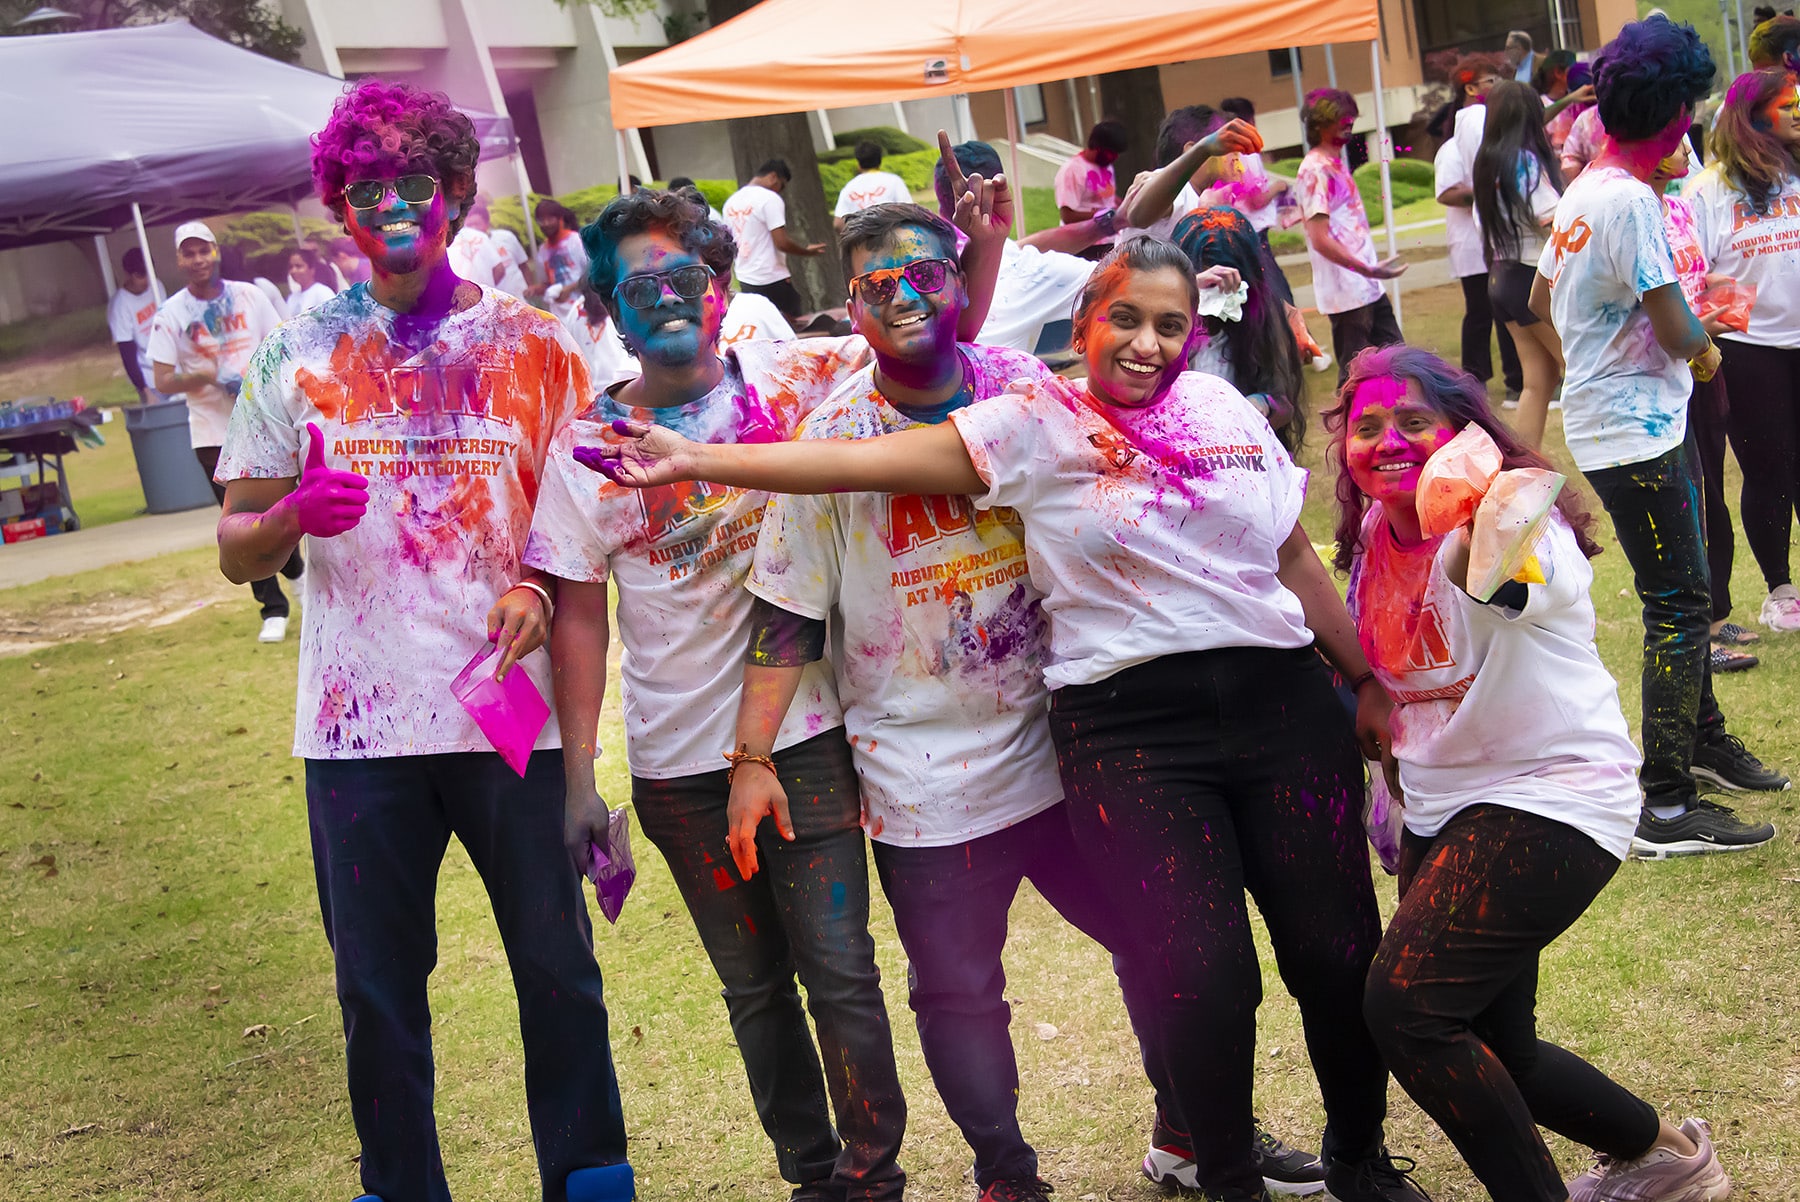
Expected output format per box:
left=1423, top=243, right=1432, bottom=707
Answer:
left=585, top=806, right=637, bottom=924
left=1363, top=764, right=1403, bottom=875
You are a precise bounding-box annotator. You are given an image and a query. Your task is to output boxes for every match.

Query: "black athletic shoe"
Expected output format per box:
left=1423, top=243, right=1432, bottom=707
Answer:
left=1322, top=1149, right=1431, bottom=1202
left=1629, top=799, right=1776, bottom=859
left=1253, top=1121, right=1326, bottom=1195
left=789, top=1183, right=846, bottom=1202
left=1692, top=733, right=1790, bottom=793
left=978, top=1178, right=1054, bottom=1202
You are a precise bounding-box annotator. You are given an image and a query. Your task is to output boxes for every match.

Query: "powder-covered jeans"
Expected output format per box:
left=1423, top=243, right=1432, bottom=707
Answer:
left=1366, top=805, right=1658, bottom=1202
left=1584, top=434, right=1726, bottom=805
left=305, top=750, right=630, bottom=1202
left=633, top=729, right=907, bottom=1202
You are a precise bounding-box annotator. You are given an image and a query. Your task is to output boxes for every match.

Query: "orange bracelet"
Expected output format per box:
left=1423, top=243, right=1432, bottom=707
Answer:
left=723, top=743, right=777, bottom=785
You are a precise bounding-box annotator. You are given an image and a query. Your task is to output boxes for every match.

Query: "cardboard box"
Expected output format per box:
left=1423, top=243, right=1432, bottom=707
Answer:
left=2, top=517, right=46, bottom=544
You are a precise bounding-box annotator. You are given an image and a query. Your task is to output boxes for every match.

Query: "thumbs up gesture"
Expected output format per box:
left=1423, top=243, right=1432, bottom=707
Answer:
left=282, top=422, right=368, bottom=538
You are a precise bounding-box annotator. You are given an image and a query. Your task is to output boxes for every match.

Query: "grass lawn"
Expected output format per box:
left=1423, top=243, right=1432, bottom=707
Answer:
left=2, top=289, right=1799, bottom=1201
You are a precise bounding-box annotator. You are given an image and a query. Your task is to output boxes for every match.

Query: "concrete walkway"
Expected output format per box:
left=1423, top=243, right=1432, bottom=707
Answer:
left=0, top=505, right=218, bottom=590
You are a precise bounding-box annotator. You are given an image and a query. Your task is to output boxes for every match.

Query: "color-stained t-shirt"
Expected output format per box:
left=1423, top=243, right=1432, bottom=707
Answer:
left=524, top=338, right=871, bottom=779
left=723, top=183, right=791, bottom=286
left=747, top=344, right=1063, bottom=846
left=216, top=284, right=588, bottom=760
left=148, top=281, right=284, bottom=447
left=1686, top=163, right=1800, bottom=349
left=1295, top=148, right=1383, bottom=315
left=107, top=285, right=160, bottom=380
left=536, top=229, right=589, bottom=319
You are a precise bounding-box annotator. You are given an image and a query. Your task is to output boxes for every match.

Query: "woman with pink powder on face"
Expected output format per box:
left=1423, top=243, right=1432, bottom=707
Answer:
left=1328, top=345, right=1731, bottom=1202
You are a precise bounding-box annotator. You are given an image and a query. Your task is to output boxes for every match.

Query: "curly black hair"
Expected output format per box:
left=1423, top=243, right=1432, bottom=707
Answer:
left=1594, top=15, right=1715, bottom=143
left=311, top=79, right=481, bottom=233
left=582, top=188, right=736, bottom=303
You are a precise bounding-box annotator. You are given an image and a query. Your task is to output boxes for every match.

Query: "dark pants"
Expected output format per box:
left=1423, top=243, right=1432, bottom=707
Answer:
left=872, top=801, right=1171, bottom=1190
left=740, top=277, right=807, bottom=320
left=1050, top=646, right=1389, bottom=1198
left=1257, top=229, right=1296, bottom=306
left=1459, top=272, right=1524, bottom=393
left=1585, top=434, right=1727, bottom=806
left=1329, top=295, right=1404, bottom=386
left=1366, top=806, right=1658, bottom=1202
left=304, top=751, right=629, bottom=1202
left=633, top=730, right=906, bottom=1201
left=196, top=444, right=300, bottom=619
left=1718, top=338, right=1800, bottom=590
left=1689, top=372, right=1735, bottom=621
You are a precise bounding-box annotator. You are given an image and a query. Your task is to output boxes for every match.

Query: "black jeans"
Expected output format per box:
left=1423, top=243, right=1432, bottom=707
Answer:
left=1366, top=806, right=1658, bottom=1202
left=196, top=444, right=300, bottom=619
left=1329, top=295, right=1404, bottom=386
left=1585, top=434, right=1727, bottom=805
left=1459, top=272, right=1524, bottom=392
left=1257, top=229, right=1296, bottom=306
left=872, top=802, right=1172, bottom=1190
left=633, top=729, right=906, bottom=1201
left=740, top=277, right=806, bottom=320
left=1718, top=338, right=1800, bottom=590
left=304, top=751, right=630, bottom=1202
left=1050, top=646, right=1389, bottom=1198
left=1689, top=372, right=1735, bottom=621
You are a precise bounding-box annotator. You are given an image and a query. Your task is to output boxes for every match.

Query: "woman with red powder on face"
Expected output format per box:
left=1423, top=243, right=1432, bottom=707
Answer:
left=580, top=235, right=1430, bottom=1202
left=1327, top=345, right=1732, bottom=1202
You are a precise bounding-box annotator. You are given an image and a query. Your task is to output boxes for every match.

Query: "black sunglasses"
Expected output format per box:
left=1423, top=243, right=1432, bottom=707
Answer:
left=613, top=264, right=716, bottom=310
left=343, top=174, right=440, bottom=211
left=849, top=257, right=956, bottom=306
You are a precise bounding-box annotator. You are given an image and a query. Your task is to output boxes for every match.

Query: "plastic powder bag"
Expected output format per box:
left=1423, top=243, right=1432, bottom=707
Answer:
left=451, top=639, right=551, bottom=778
left=1416, top=424, right=1503, bottom=538
left=586, top=806, right=638, bottom=924
left=1466, top=467, right=1566, bottom=602
left=1696, top=280, right=1757, bottom=333
left=1362, top=763, right=1403, bottom=875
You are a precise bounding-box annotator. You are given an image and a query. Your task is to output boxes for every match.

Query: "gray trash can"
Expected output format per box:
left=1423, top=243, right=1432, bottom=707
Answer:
left=123, top=401, right=215, bottom=514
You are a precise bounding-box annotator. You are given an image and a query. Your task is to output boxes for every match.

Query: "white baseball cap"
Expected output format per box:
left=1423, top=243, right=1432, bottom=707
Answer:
left=174, top=220, right=217, bottom=247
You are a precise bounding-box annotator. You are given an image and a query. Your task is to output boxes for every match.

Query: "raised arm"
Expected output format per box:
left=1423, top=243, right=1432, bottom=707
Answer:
left=941, top=130, right=1012, bottom=341
left=1115, top=118, right=1263, bottom=231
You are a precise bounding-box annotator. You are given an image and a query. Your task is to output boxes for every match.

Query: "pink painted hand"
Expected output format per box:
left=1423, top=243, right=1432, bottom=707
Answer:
left=284, top=422, right=369, bottom=537
left=571, top=419, right=699, bottom=490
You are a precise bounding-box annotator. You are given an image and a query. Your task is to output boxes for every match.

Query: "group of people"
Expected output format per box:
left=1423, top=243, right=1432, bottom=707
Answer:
left=171, top=9, right=1792, bottom=1198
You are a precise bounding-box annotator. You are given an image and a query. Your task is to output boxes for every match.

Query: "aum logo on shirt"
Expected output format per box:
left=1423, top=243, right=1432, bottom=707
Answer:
left=1542, top=217, right=1594, bottom=286
left=640, top=479, right=735, bottom=542
left=881, top=494, right=1020, bottom=557
left=1730, top=195, right=1800, bottom=233
left=337, top=356, right=517, bottom=428
left=1087, top=430, right=1140, bottom=469
left=1406, top=602, right=1455, bottom=671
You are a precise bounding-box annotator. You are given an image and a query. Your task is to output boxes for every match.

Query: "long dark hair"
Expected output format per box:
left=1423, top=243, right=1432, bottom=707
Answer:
left=1324, top=345, right=1603, bottom=575
left=1474, top=80, right=1565, bottom=263
left=1172, top=206, right=1306, bottom=451
left=1710, top=68, right=1798, bottom=216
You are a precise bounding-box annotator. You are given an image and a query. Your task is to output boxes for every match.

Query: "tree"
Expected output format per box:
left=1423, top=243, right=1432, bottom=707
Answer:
left=0, top=0, right=305, bottom=62
left=1098, top=67, right=1167, bottom=184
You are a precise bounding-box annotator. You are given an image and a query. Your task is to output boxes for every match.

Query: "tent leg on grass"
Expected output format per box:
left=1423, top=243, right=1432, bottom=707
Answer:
left=1370, top=40, right=1401, bottom=330
left=1288, top=49, right=1306, bottom=137
left=1002, top=88, right=1026, bottom=239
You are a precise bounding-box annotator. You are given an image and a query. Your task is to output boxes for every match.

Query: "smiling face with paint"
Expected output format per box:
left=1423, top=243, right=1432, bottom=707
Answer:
left=845, top=225, right=965, bottom=370
left=607, top=229, right=729, bottom=368
left=1343, top=374, right=1457, bottom=534
left=1072, top=244, right=1198, bottom=409
left=345, top=171, right=457, bottom=279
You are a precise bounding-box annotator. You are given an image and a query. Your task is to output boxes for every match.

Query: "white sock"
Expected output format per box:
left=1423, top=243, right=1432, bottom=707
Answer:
left=1647, top=803, right=1687, bottom=820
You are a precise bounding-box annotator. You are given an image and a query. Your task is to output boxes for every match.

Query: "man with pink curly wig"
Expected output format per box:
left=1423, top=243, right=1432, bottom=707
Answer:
left=212, top=79, right=635, bottom=1202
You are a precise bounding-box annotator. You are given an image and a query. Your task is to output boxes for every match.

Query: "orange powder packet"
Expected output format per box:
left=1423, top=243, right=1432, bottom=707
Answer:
left=1415, top=424, right=1503, bottom=538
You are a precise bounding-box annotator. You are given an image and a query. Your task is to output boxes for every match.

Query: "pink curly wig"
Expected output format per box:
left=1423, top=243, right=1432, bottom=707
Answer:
left=311, top=79, right=481, bottom=230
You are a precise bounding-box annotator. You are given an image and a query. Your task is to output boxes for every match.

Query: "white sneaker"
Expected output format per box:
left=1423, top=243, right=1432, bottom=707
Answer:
left=1759, top=584, right=1800, bottom=633
left=1565, top=1116, right=1731, bottom=1201
left=258, top=615, right=289, bottom=643
left=1309, top=351, right=1333, bottom=374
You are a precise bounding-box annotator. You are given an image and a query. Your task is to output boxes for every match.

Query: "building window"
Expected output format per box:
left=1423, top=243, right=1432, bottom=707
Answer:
left=1270, top=48, right=1295, bottom=78
left=1412, top=0, right=1559, bottom=60
left=1013, top=84, right=1047, bottom=129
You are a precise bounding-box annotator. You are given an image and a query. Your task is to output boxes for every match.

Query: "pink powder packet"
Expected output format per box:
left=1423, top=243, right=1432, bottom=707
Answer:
left=451, top=640, right=550, bottom=777
left=585, top=807, right=637, bottom=924
left=1696, top=280, right=1756, bottom=333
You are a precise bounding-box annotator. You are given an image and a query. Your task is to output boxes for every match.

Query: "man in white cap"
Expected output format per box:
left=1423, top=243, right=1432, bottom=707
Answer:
left=149, top=220, right=293, bottom=641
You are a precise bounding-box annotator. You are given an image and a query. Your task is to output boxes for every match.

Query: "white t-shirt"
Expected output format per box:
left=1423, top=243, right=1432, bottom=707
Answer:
left=747, top=345, right=1062, bottom=846
left=1295, top=148, right=1383, bottom=315
left=215, top=284, right=586, bottom=760
left=1501, top=153, right=1562, bottom=264
left=537, top=230, right=590, bottom=319
left=1199, top=152, right=1281, bottom=233
left=1687, top=164, right=1800, bottom=349
left=1117, top=179, right=1202, bottom=243
left=1453, top=104, right=1487, bottom=192
left=107, top=285, right=160, bottom=380
left=976, top=238, right=1095, bottom=353
left=489, top=228, right=531, bottom=297
left=834, top=170, right=913, bottom=217
left=449, top=226, right=504, bottom=289
left=523, top=338, right=871, bottom=779
left=949, top=372, right=1312, bottom=689
left=1537, top=166, right=1691, bottom=472
left=720, top=290, right=797, bottom=348
left=147, top=281, right=284, bottom=448
left=559, top=305, right=641, bottom=393
left=287, top=281, right=336, bottom=319
left=1435, top=140, right=1486, bottom=279
left=1350, top=509, right=1640, bottom=859
left=1055, top=151, right=1118, bottom=246
left=723, top=184, right=790, bottom=286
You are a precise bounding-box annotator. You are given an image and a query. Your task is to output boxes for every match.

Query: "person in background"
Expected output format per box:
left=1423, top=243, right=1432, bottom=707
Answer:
left=148, top=220, right=294, bottom=643
left=450, top=194, right=532, bottom=298
left=218, top=244, right=288, bottom=318
left=328, top=235, right=370, bottom=286
left=532, top=198, right=590, bottom=321
left=1544, top=60, right=1596, bottom=159
left=563, top=282, right=641, bottom=394
left=1559, top=103, right=1607, bottom=181
left=1505, top=30, right=1539, bottom=83
left=1689, top=66, right=1800, bottom=636
left=286, top=246, right=337, bottom=318
left=1211, top=97, right=1296, bottom=304
left=1054, top=119, right=1129, bottom=256
left=1747, top=12, right=1800, bottom=69
left=1473, top=79, right=1566, bottom=448
left=1296, top=88, right=1407, bottom=384
left=720, top=286, right=797, bottom=348
left=834, top=140, right=914, bottom=233
left=107, top=247, right=160, bottom=403
left=724, top=158, right=828, bottom=321
left=668, top=175, right=725, bottom=222
left=1532, top=15, right=1787, bottom=858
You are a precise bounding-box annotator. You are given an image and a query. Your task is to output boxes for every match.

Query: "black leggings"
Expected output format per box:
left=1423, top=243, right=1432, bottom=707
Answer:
left=1050, top=646, right=1388, bottom=1198
left=1718, top=338, right=1800, bottom=590
left=1689, top=372, right=1735, bottom=621
left=1459, top=272, right=1523, bottom=392
left=1366, top=806, right=1658, bottom=1202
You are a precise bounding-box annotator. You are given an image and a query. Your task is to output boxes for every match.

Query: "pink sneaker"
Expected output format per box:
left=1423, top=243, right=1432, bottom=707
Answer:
left=1760, top=584, right=1800, bottom=633
left=1566, top=1117, right=1731, bottom=1202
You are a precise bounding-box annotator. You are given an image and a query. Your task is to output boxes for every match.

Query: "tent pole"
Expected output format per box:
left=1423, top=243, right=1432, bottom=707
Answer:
left=815, top=109, right=835, bottom=152
left=130, top=202, right=159, bottom=300
left=1370, top=40, right=1401, bottom=330
left=94, top=235, right=116, bottom=297
left=1324, top=44, right=1338, bottom=87
left=1002, top=87, right=1026, bottom=239
left=1086, top=77, right=1101, bottom=129
left=890, top=101, right=911, bottom=135
left=1064, top=78, right=1082, bottom=138
left=289, top=203, right=305, bottom=244
left=615, top=130, right=634, bottom=195
left=1549, top=0, right=1568, bottom=49
left=1288, top=48, right=1306, bottom=141
left=953, top=94, right=976, bottom=143
left=513, top=153, right=539, bottom=259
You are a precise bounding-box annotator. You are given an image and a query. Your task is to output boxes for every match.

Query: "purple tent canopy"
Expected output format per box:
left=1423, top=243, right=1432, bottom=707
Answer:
left=0, top=21, right=515, bottom=250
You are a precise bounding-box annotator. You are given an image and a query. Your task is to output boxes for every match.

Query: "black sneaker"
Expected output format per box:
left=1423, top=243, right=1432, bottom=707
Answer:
left=790, top=1183, right=846, bottom=1202
left=1322, top=1149, right=1430, bottom=1202
left=1629, top=799, right=1776, bottom=859
left=1691, top=733, right=1791, bottom=793
left=1253, top=1121, right=1326, bottom=1195
left=978, top=1178, right=1054, bottom=1202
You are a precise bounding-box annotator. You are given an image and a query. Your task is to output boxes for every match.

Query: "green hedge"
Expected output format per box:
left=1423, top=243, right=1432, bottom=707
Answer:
left=212, top=211, right=342, bottom=282
left=818, top=124, right=933, bottom=164
left=1263, top=156, right=1433, bottom=214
